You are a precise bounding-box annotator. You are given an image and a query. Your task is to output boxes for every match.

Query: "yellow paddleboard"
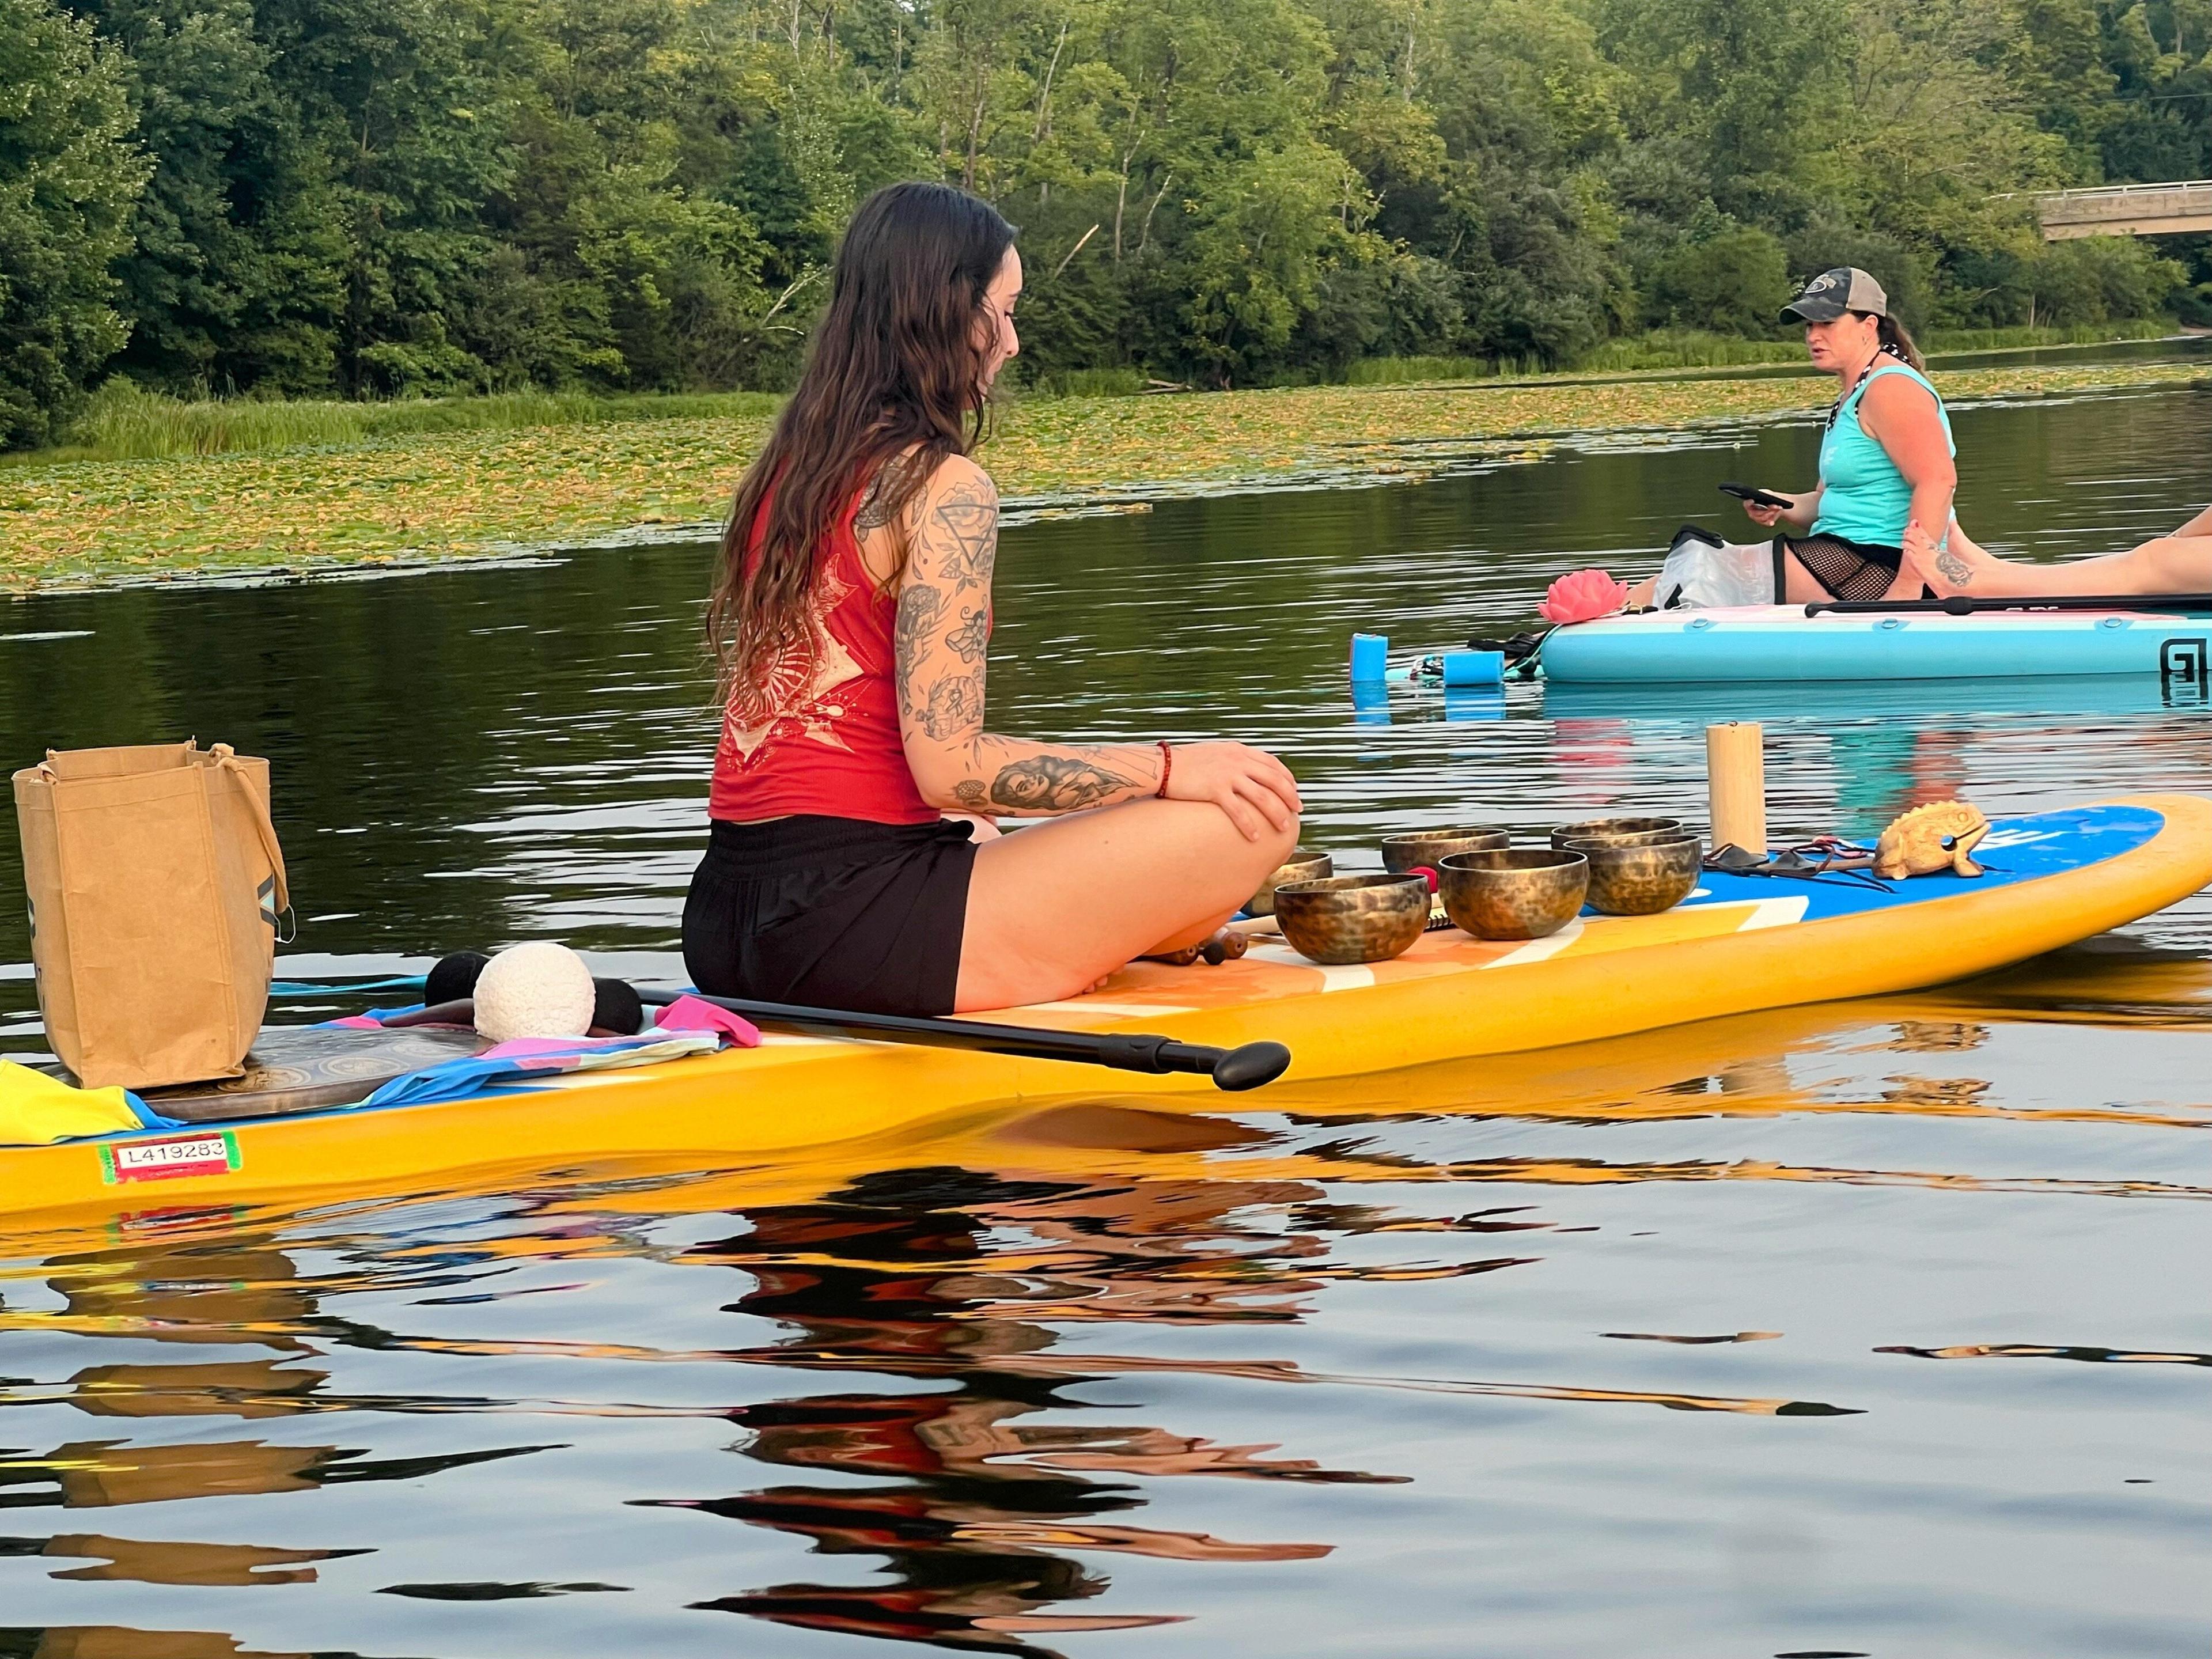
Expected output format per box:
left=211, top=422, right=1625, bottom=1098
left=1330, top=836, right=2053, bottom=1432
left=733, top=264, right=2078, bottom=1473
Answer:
left=2, top=794, right=2206, bottom=1226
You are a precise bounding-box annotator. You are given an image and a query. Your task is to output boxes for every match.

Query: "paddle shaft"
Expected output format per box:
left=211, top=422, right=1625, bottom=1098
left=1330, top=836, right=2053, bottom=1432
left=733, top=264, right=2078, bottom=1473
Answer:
left=643, top=990, right=1291, bottom=1092
left=1805, top=593, right=2212, bottom=618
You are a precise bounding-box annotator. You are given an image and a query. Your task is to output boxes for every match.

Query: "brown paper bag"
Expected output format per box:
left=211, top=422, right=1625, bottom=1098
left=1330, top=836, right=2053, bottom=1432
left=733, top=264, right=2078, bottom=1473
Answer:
left=13, top=741, right=289, bottom=1090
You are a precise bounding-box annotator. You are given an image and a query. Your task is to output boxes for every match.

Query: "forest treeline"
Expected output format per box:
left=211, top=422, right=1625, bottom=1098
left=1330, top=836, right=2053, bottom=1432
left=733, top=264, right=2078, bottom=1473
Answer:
left=6, top=0, right=2212, bottom=446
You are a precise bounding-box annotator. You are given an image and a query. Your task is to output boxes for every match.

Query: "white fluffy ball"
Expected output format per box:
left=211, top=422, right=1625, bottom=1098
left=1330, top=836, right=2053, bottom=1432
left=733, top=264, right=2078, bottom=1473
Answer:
left=473, top=941, right=596, bottom=1043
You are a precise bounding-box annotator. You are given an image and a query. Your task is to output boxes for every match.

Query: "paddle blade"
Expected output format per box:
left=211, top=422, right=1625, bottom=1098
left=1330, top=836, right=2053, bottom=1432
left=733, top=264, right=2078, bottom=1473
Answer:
left=1210, top=1041, right=1292, bottom=1091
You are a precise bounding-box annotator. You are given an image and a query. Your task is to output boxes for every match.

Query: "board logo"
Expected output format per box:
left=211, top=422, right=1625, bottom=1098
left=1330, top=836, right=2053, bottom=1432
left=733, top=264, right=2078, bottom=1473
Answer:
left=2160, top=637, right=2209, bottom=704
left=97, top=1131, right=242, bottom=1185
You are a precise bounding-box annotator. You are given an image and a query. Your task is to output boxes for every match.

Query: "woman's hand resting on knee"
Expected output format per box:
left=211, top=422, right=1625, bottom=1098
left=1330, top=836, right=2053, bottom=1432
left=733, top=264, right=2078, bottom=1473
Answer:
left=1160, top=743, right=1301, bottom=840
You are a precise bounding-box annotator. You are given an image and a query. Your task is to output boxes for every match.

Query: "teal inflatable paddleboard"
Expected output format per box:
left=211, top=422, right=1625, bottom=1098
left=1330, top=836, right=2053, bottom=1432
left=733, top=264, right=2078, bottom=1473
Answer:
left=1540, top=603, right=2212, bottom=685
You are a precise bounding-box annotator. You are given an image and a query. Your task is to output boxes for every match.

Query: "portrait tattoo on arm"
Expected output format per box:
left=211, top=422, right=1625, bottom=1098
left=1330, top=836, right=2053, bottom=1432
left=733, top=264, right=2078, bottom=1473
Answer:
left=986, top=754, right=1138, bottom=813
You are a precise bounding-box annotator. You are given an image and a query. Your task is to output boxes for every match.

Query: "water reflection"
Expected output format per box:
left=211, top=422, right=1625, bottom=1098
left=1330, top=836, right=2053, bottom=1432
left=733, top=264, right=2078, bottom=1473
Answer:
left=655, top=1171, right=1372, bottom=1653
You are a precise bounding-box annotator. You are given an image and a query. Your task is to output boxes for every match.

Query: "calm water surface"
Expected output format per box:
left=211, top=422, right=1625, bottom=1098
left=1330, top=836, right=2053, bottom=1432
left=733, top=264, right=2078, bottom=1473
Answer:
left=1, top=385, right=2209, bottom=1657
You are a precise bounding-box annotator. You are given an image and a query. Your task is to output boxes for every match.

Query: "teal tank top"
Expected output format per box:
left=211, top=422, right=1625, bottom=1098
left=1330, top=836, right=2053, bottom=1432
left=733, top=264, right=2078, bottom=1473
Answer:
left=1810, top=361, right=1953, bottom=546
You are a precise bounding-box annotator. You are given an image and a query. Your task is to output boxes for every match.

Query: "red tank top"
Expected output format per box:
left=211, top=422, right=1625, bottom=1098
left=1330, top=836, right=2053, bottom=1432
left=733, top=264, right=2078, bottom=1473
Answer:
left=709, top=498, right=938, bottom=825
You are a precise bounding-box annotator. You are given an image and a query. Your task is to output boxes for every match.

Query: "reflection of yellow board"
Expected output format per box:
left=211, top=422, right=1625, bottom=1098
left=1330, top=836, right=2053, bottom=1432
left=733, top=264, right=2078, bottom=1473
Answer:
left=3, top=793, right=2209, bottom=1226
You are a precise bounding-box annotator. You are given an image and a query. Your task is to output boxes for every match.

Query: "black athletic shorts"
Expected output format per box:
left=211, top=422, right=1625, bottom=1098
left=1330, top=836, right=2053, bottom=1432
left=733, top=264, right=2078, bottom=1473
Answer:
left=682, top=815, right=978, bottom=1018
left=1779, top=533, right=1909, bottom=603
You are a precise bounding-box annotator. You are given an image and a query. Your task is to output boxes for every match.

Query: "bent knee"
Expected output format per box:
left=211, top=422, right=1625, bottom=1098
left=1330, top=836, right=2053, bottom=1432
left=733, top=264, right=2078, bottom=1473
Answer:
left=1255, top=814, right=1301, bottom=869
left=1190, top=804, right=1298, bottom=873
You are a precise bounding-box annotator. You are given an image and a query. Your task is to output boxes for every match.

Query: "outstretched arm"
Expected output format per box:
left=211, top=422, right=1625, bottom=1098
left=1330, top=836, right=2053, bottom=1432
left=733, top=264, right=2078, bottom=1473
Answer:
left=894, top=456, right=1299, bottom=838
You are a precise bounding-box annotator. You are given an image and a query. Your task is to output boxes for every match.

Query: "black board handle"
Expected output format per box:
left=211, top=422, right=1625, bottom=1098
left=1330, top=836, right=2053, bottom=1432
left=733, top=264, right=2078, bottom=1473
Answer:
left=1806, top=593, right=2212, bottom=618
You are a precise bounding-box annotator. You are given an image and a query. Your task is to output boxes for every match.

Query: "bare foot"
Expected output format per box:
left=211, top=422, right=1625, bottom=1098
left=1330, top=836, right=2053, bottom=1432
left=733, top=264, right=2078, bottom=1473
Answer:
left=1902, top=518, right=1991, bottom=597
left=1624, top=574, right=1658, bottom=608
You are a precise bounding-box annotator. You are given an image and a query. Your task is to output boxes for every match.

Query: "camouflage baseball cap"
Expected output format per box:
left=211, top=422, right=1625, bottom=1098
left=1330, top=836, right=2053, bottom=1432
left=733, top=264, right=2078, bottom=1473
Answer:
left=1782, top=267, right=1887, bottom=323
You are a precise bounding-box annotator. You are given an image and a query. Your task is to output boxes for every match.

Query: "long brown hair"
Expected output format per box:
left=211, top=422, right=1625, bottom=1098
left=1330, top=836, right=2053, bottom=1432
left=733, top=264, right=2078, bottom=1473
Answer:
left=709, top=181, right=1016, bottom=699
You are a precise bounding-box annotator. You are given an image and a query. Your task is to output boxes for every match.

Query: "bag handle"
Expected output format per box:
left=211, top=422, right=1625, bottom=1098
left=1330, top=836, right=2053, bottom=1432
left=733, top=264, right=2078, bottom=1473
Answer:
left=210, top=744, right=290, bottom=916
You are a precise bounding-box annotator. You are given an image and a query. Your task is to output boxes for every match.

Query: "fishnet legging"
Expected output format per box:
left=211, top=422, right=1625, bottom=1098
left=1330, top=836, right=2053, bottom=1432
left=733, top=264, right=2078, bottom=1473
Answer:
left=1785, top=534, right=1899, bottom=603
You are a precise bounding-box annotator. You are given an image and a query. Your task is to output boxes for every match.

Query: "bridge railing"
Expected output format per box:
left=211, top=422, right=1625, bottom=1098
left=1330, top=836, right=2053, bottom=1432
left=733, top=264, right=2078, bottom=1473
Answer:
left=2029, top=180, right=2212, bottom=240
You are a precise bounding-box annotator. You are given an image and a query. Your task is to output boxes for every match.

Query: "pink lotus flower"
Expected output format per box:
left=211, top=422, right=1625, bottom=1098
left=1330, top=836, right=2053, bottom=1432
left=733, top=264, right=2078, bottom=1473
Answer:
left=1539, top=569, right=1631, bottom=625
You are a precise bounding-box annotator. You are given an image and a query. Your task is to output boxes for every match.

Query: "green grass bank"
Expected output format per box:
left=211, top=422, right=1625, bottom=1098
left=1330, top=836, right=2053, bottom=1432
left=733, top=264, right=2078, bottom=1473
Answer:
left=0, top=355, right=2202, bottom=589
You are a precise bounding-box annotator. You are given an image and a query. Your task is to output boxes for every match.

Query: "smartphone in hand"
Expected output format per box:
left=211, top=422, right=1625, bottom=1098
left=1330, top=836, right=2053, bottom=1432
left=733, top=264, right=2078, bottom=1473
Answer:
left=1719, top=482, right=1793, bottom=510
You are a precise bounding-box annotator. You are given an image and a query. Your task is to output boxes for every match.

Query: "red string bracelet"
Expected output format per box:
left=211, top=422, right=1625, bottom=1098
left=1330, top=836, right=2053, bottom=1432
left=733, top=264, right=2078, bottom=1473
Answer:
left=1156, top=740, right=1174, bottom=798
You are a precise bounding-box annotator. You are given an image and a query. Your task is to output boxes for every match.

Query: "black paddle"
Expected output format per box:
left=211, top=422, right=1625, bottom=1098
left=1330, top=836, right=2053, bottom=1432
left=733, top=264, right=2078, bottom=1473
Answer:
left=643, top=988, right=1293, bottom=1092
left=1805, top=593, right=2212, bottom=618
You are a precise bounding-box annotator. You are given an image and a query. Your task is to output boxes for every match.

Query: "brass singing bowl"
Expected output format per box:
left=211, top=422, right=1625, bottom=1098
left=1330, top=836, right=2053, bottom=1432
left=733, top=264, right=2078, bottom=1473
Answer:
left=1548, top=815, right=1685, bottom=850
left=1565, top=834, right=1703, bottom=917
left=1379, top=825, right=1510, bottom=874
left=1272, top=873, right=1431, bottom=965
left=1245, top=848, right=1335, bottom=917
left=1437, top=848, right=1589, bottom=940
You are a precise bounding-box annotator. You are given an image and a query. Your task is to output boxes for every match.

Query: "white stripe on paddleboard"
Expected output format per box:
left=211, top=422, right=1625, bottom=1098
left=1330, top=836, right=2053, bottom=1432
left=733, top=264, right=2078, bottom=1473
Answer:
left=1480, top=919, right=1585, bottom=968
left=1244, top=943, right=1377, bottom=990
left=1736, top=896, right=1810, bottom=930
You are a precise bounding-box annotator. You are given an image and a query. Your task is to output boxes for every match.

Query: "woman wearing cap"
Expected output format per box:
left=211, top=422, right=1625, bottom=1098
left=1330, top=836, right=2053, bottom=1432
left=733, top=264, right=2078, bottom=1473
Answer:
left=1903, top=503, right=2212, bottom=597
left=1623, top=267, right=1956, bottom=608
left=1736, top=268, right=1956, bottom=600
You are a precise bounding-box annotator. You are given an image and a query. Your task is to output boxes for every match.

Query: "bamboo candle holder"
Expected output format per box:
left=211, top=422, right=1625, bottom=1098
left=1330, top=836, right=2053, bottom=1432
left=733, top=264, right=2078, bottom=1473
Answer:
left=1707, top=721, right=1767, bottom=858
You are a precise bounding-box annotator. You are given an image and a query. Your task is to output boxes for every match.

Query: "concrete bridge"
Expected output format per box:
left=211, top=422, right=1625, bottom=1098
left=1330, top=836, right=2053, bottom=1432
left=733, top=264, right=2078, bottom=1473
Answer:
left=2035, top=180, right=2212, bottom=240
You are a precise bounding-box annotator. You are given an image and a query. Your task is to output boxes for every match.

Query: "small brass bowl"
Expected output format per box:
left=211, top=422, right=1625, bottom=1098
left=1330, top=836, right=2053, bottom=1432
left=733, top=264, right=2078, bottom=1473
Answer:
left=1568, top=835, right=1703, bottom=917
left=1438, top=848, right=1589, bottom=940
left=1246, top=848, right=1334, bottom=917
left=1548, top=815, right=1685, bottom=850
left=1273, top=873, right=1431, bottom=965
left=1379, top=824, right=1510, bottom=874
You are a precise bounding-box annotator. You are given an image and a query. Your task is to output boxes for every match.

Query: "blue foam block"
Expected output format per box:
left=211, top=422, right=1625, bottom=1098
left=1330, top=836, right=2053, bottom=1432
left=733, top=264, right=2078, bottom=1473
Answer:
left=1441, top=649, right=1505, bottom=686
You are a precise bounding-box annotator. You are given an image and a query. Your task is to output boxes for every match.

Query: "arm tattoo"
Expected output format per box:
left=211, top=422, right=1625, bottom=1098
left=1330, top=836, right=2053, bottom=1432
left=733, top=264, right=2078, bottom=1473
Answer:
left=946, top=606, right=989, bottom=663
left=896, top=582, right=945, bottom=666
left=986, top=754, right=1139, bottom=812
left=952, top=779, right=988, bottom=812
left=927, top=483, right=999, bottom=585
left=921, top=672, right=986, bottom=739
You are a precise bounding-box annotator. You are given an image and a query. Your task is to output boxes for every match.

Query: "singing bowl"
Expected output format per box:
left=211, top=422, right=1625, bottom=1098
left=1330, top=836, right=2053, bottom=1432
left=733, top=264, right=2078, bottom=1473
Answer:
left=1272, top=873, right=1431, bottom=965
left=1565, top=834, right=1703, bottom=916
left=1437, top=848, right=1589, bottom=940
left=1245, top=848, right=1334, bottom=917
left=1548, top=815, right=1685, bottom=850
left=1379, top=825, right=1510, bottom=874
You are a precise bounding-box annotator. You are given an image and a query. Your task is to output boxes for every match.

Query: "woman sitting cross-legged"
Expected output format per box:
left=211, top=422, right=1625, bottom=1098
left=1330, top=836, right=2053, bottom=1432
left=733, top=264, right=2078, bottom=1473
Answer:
left=1904, top=503, right=2212, bottom=599
left=683, top=180, right=1302, bottom=1018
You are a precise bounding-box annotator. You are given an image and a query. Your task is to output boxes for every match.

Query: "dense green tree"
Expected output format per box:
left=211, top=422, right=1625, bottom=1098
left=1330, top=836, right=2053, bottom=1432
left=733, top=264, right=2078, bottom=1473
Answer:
left=1644, top=226, right=1789, bottom=333
left=9, top=0, right=2212, bottom=444
left=66, top=0, right=345, bottom=394
left=0, top=0, right=149, bottom=445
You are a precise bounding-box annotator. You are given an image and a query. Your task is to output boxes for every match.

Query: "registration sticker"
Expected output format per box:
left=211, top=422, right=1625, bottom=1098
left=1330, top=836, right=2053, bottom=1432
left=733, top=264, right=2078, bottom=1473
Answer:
left=98, top=1131, right=241, bottom=1185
